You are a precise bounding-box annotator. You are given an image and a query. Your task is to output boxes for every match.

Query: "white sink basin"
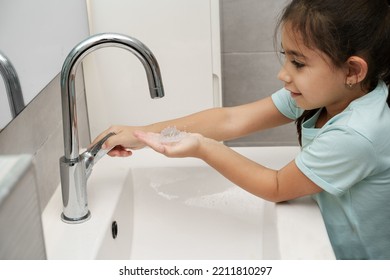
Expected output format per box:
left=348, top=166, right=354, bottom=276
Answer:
left=129, top=165, right=265, bottom=259
left=42, top=146, right=333, bottom=260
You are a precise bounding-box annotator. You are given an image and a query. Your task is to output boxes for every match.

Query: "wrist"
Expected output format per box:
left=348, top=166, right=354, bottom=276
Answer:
left=195, top=135, right=221, bottom=160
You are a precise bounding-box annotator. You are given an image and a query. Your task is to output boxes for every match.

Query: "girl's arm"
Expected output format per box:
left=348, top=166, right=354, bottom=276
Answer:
left=95, top=96, right=293, bottom=156
left=133, top=131, right=322, bottom=202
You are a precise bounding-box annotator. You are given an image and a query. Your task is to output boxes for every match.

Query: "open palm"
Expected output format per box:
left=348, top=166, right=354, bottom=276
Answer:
left=133, top=130, right=203, bottom=158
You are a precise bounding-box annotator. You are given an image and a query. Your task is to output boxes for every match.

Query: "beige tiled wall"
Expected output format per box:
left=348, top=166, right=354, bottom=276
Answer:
left=220, top=0, right=298, bottom=146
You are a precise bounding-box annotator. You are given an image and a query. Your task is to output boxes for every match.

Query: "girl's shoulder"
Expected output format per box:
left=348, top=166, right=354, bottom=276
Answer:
left=330, top=81, right=390, bottom=144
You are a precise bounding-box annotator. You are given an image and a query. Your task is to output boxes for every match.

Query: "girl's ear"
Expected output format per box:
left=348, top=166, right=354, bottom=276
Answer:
left=345, top=56, right=368, bottom=85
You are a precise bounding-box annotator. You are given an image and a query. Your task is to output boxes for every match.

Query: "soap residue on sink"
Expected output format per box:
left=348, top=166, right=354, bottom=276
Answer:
left=150, top=181, right=179, bottom=200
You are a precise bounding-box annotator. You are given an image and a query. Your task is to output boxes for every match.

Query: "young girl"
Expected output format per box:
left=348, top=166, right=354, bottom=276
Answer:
left=93, top=0, right=390, bottom=259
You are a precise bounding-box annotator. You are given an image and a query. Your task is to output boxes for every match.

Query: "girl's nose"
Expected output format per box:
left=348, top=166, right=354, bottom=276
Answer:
left=277, top=66, right=292, bottom=84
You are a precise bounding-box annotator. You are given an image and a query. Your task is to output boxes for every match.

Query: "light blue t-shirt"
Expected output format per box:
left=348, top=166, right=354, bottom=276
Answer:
left=272, top=81, right=390, bottom=259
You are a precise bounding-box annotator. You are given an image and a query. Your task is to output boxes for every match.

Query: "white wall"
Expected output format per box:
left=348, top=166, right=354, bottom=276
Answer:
left=0, top=0, right=89, bottom=129
left=84, top=0, right=221, bottom=138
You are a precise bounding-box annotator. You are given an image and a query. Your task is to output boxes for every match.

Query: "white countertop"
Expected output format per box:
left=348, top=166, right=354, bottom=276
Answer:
left=0, top=154, right=33, bottom=205
left=275, top=196, right=335, bottom=259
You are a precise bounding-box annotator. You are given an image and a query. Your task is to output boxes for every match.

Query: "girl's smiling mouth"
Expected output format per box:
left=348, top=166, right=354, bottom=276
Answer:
left=286, top=89, right=302, bottom=98
left=290, top=92, right=301, bottom=98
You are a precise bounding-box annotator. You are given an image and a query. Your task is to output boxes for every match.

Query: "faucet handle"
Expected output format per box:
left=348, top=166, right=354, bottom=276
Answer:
left=83, top=132, right=116, bottom=177
left=87, top=132, right=116, bottom=158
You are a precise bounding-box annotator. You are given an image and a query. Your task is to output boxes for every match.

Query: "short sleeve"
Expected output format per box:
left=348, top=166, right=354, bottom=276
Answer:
left=295, top=126, right=377, bottom=196
left=271, top=88, right=304, bottom=120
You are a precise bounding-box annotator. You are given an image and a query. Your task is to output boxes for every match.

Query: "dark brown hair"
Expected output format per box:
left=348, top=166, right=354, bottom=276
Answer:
left=275, top=0, right=390, bottom=145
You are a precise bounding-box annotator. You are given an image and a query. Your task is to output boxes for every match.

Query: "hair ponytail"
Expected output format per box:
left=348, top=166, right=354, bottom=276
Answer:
left=384, top=8, right=390, bottom=108
left=385, top=10, right=390, bottom=85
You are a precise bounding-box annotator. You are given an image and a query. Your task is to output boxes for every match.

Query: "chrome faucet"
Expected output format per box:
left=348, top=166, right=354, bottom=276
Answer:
left=59, top=33, right=164, bottom=223
left=0, top=50, right=24, bottom=118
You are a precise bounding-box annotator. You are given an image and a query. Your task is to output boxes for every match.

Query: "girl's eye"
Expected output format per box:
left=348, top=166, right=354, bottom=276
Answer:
left=291, top=60, right=305, bottom=69
left=279, top=50, right=305, bottom=69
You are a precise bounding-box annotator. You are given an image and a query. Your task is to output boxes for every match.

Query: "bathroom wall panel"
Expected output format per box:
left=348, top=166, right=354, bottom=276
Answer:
left=221, top=0, right=286, bottom=53
left=84, top=0, right=221, bottom=138
left=222, top=52, right=297, bottom=146
left=221, top=0, right=298, bottom=146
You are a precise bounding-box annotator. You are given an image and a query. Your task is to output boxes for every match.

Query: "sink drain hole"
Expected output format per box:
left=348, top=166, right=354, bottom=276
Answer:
left=112, top=221, right=118, bottom=239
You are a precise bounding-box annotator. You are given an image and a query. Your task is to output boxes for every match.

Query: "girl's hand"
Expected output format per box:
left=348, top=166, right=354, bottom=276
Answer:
left=133, top=130, right=204, bottom=158
left=91, top=125, right=146, bottom=157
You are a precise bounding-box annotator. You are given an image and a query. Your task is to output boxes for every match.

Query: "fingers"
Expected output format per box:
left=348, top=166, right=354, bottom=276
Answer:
left=90, top=126, right=132, bottom=157
left=103, top=131, right=134, bottom=157
left=107, top=146, right=133, bottom=157
left=89, top=133, right=105, bottom=149
left=90, top=126, right=120, bottom=149
left=102, top=133, right=120, bottom=150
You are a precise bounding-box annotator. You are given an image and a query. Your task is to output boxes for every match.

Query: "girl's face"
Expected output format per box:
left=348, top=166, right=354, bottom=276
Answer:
left=277, top=23, right=352, bottom=115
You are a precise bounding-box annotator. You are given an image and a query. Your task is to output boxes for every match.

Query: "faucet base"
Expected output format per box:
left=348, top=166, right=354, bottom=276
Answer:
left=61, top=210, right=91, bottom=224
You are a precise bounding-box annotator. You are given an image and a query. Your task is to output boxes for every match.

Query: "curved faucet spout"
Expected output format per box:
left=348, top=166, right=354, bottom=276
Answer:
left=61, top=33, right=164, bottom=161
left=60, top=33, right=165, bottom=223
left=0, top=50, right=24, bottom=118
